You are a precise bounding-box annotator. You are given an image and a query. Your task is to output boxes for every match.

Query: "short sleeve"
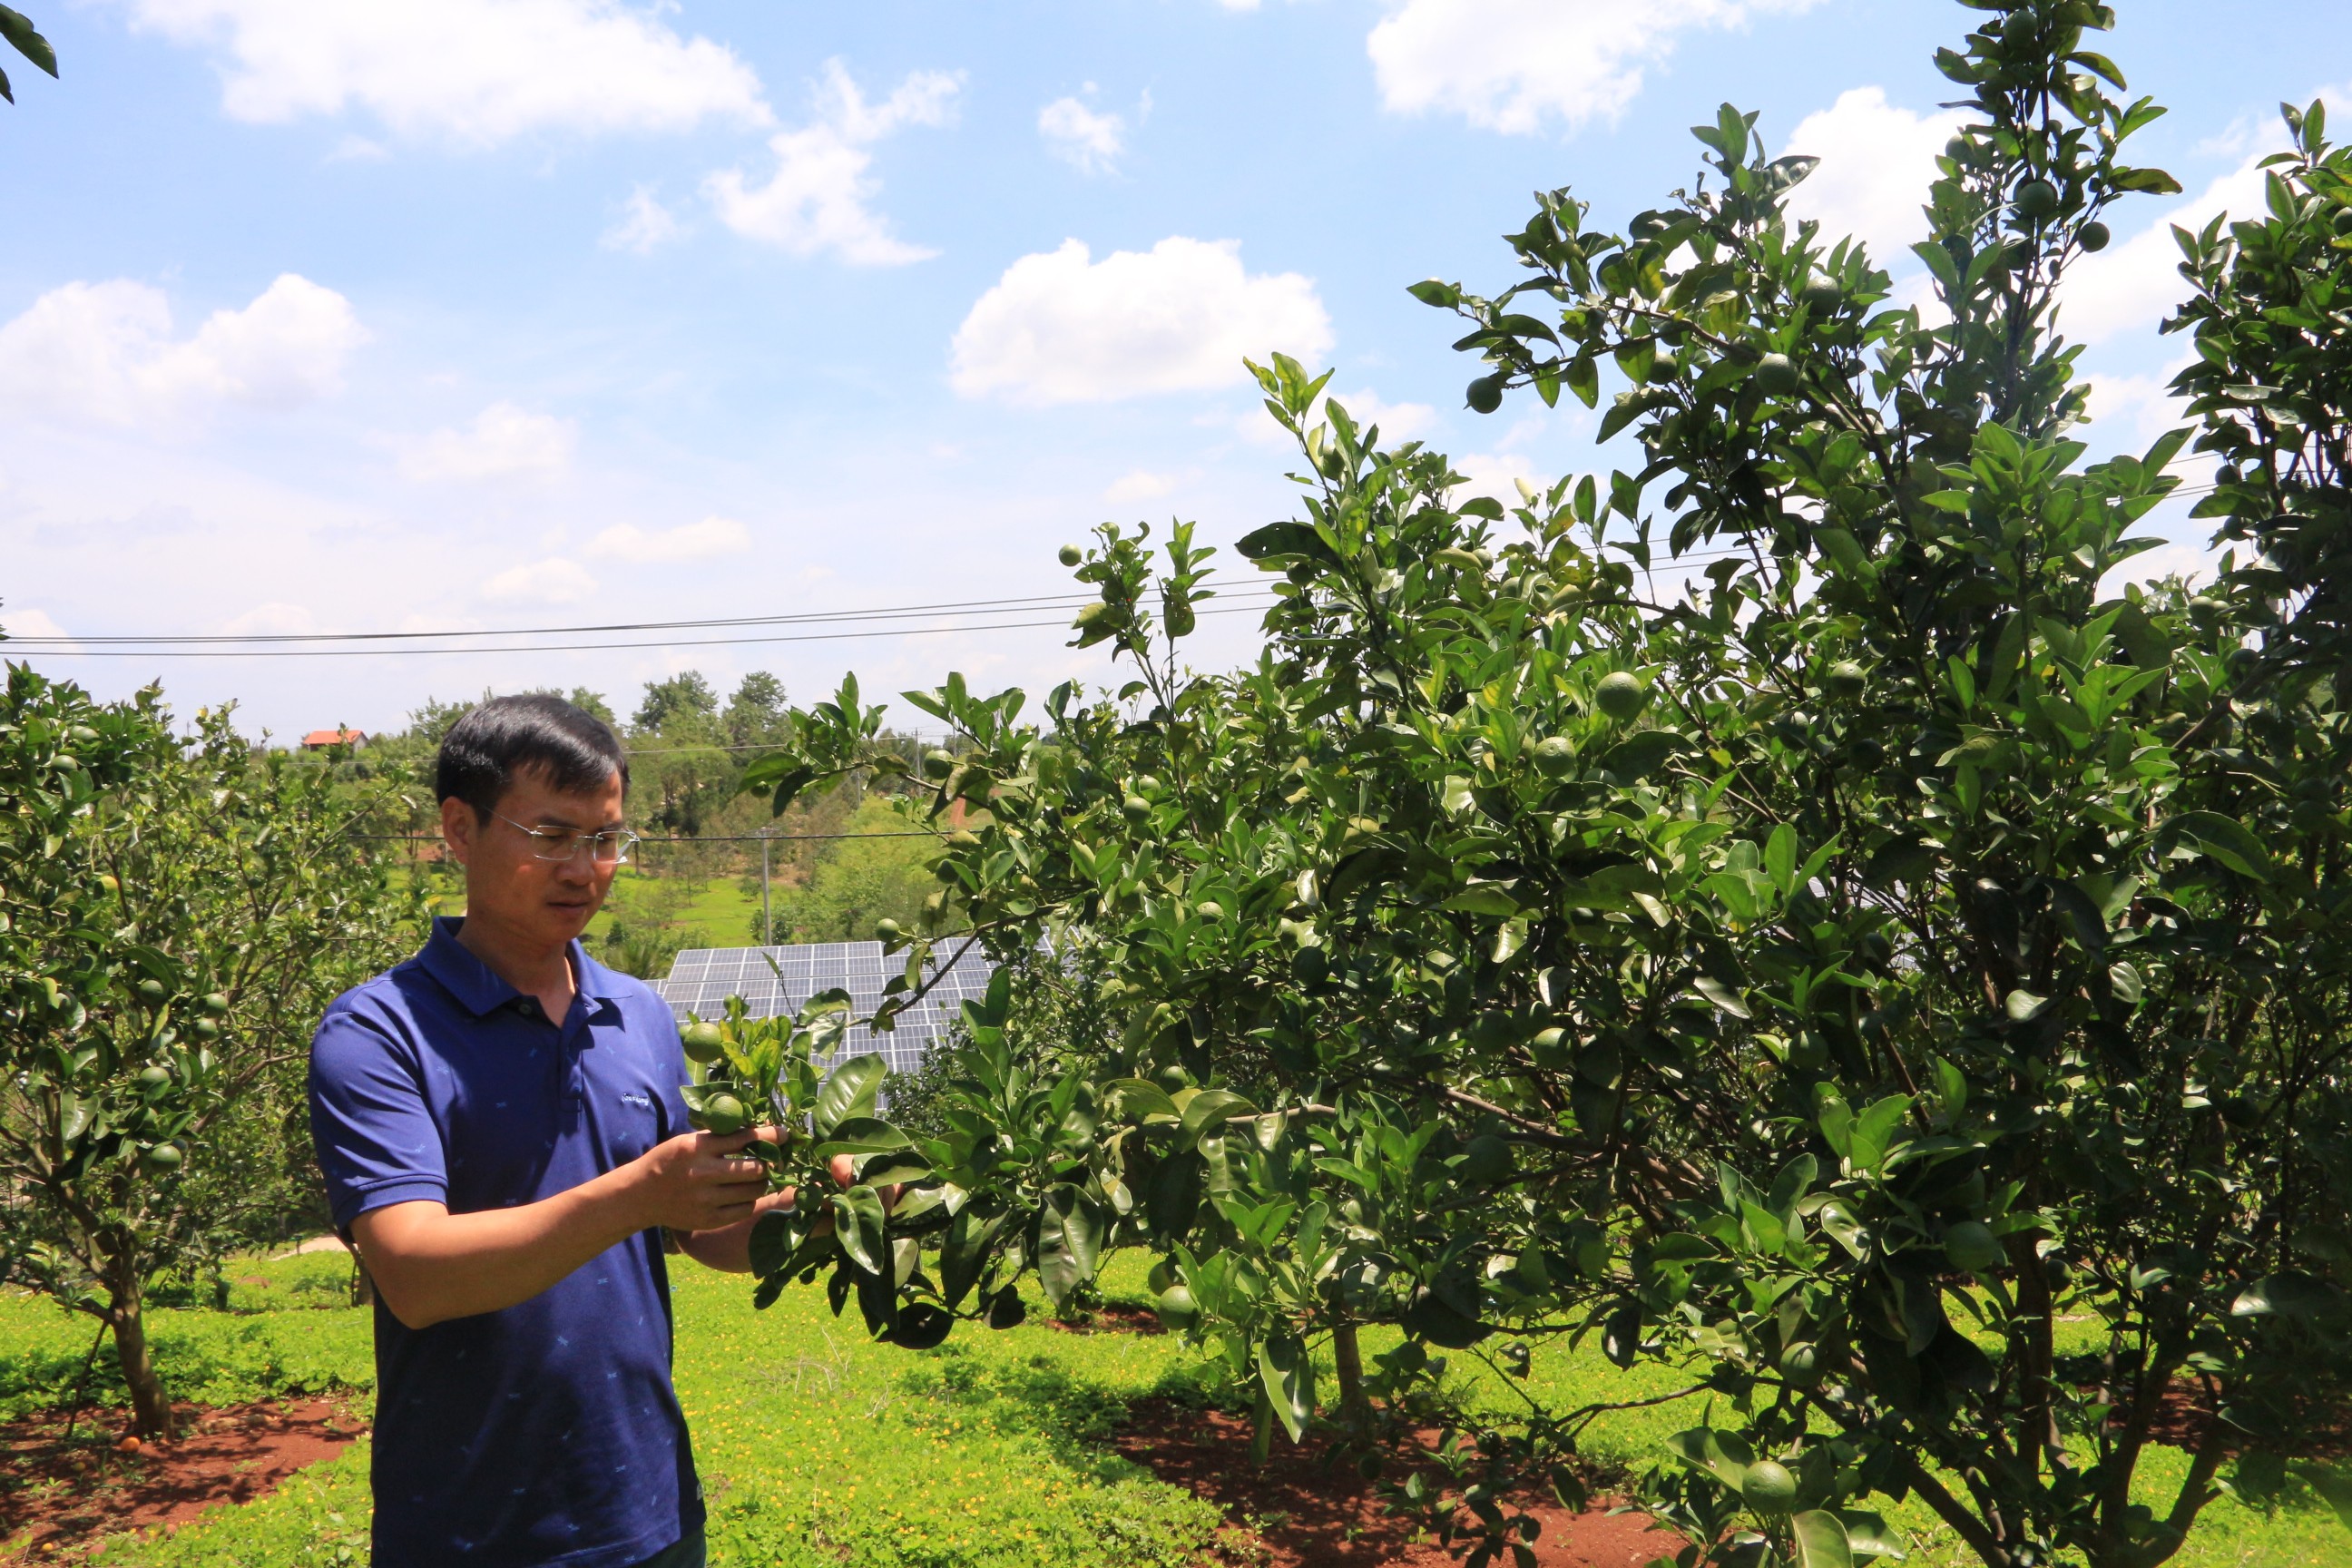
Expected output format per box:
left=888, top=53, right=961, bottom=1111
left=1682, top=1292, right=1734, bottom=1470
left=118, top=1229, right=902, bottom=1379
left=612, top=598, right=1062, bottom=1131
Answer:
left=309, top=999, right=448, bottom=1232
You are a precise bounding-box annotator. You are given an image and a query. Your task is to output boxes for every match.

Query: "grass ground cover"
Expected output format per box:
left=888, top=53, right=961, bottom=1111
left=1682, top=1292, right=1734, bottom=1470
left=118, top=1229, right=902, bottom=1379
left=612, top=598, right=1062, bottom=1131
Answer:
left=4, top=1250, right=2333, bottom=1566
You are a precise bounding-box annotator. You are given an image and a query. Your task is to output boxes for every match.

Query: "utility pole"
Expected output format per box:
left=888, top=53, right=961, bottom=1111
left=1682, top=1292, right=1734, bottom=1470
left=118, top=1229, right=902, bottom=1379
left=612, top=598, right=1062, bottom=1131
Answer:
left=760, top=830, right=773, bottom=947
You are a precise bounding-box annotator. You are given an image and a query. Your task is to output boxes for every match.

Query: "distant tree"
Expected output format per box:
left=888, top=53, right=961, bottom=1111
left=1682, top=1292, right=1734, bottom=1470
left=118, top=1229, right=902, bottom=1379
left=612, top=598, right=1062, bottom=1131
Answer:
left=723, top=671, right=790, bottom=748
left=0, top=5, right=55, bottom=104
left=768, top=799, right=942, bottom=945
left=635, top=671, right=719, bottom=734
left=566, top=687, right=617, bottom=727
left=406, top=694, right=477, bottom=750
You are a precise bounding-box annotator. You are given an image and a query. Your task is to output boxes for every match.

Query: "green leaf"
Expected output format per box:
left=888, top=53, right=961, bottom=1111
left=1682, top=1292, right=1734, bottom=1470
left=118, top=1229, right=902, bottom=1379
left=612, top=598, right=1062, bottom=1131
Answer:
left=0, top=6, right=56, bottom=79
left=1664, top=1426, right=1752, bottom=1490
left=1815, top=1083, right=1854, bottom=1158
left=1037, top=1183, right=1108, bottom=1308
left=1840, top=1510, right=1908, bottom=1560
left=2110, top=166, right=2184, bottom=196
left=939, top=1205, right=1005, bottom=1308
left=1441, top=883, right=1523, bottom=917
left=828, top=1185, right=889, bottom=1277
left=1257, top=1333, right=1314, bottom=1443
left=1105, top=1077, right=1181, bottom=1122
left=1179, top=1088, right=1257, bottom=1148
left=2170, top=810, right=2275, bottom=880
left=815, top=1054, right=887, bottom=1135
left=1791, top=1510, right=1856, bottom=1568
left=1236, top=522, right=1337, bottom=564
left=811, top=1116, right=913, bottom=1157
left=1694, top=975, right=1750, bottom=1019
left=748, top=1210, right=797, bottom=1278
left=2231, top=1273, right=2337, bottom=1319
left=2294, top=1463, right=2352, bottom=1533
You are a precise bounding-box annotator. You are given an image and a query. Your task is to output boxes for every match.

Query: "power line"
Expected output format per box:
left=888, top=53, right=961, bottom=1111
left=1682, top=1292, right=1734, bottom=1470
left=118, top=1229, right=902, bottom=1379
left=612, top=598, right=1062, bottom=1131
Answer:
left=3, top=477, right=2229, bottom=661
left=7, top=590, right=1113, bottom=647
left=6, top=599, right=1283, bottom=660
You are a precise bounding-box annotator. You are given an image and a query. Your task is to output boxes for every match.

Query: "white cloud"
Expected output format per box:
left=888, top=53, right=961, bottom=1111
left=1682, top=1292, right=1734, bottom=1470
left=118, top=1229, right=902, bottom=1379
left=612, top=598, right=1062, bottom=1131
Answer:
left=0, top=607, right=72, bottom=642
left=1784, top=88, right=1965, bottom=266
left=1040, top=95, right=1125, bottom=174
left=1367, top=0, right=1828, bottom=136
left=0, top=273, right=366, bottom=426
left=400, top=401, right=575, bottom=482
left=2062, top=153, right=2272, bottom=346
left=703, top=60, right=960, bottom=265
left=1453, top=449, right=1544, bottom=506
left=2078, top=368, right=2196, bottom=456
left=123, top=0, right=770, bottom=144
left=1230, top=385, right=1437, bottom=449
left=950, top=237, right=1332, bottom=405
left=484, top=556, right=598, bottom=603
left=585, top=515, right=751, bottom=563
left=1104, top=469, right=1177, bottom=503
left=221, top=600, right=317, bottom=634
left=603, top=185, right=682, bottom=253
left=1327, top=387, right=1436, bottom=443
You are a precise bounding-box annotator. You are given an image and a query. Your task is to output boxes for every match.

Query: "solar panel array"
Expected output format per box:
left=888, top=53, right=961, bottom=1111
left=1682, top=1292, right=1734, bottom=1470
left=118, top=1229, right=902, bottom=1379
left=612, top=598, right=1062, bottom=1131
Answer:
left=653, top=940, right=995, bottom=1076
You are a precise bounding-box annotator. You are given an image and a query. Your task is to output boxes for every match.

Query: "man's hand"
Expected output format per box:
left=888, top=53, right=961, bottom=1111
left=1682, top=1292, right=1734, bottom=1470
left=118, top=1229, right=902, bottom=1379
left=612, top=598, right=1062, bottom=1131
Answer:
left=624, top=1129, right=771, bottom=1234
left=676, top=1145, right=899, bottom=1272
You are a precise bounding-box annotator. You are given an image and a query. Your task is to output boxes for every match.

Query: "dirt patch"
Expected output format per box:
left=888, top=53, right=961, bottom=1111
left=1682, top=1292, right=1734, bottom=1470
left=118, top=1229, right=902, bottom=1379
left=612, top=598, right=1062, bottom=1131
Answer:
left=1111, top=1399, right=1677, bottom=1568
left=2118, top=1379, right=2350, bottom=1460
left=0, top=1396, right=366, bottom=1562
left=1045, top=1302, right=1168, bottom=1336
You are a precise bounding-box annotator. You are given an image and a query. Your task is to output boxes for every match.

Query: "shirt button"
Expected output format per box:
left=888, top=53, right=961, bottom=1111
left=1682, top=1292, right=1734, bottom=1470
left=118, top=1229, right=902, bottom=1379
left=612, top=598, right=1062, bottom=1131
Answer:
left=518, top=1001, right=535, bottom=1016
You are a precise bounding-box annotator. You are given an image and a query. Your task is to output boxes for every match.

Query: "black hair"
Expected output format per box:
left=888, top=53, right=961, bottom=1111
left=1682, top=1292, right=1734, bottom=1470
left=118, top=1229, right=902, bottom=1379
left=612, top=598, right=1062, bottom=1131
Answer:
left=435, top=693, right=628, bottom=819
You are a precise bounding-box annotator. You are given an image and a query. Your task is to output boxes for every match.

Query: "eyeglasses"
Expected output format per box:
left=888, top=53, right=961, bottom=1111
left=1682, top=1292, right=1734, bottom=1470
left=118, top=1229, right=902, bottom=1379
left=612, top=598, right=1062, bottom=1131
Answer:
left=493, top=812, right=640, bottom=866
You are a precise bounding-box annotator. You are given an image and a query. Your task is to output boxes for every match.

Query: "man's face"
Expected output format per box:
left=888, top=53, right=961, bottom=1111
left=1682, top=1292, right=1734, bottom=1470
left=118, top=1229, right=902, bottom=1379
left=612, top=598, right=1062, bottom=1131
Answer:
left=440, top=765, right=628, bottom=950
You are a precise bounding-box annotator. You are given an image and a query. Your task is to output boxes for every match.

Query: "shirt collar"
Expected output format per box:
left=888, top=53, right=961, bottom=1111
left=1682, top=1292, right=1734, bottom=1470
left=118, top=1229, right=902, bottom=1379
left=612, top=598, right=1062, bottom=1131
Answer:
left=419, top=916, right=620, bottom=1019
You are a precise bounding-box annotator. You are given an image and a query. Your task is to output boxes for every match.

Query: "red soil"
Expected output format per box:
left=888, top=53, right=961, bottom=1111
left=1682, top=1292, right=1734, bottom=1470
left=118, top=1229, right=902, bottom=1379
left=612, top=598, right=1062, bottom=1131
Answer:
left=1111, top=1398, right=1679, bottom=1568
left=1045, top=1302, right=1169, bottom=1336
left=0, top=1396, right=365, bottom=1562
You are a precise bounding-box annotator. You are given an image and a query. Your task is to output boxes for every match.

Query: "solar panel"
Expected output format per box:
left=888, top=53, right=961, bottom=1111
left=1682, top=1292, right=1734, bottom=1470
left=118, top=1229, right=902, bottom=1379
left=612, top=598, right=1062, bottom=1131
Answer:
left=652, top=939, right=995, bottom=1078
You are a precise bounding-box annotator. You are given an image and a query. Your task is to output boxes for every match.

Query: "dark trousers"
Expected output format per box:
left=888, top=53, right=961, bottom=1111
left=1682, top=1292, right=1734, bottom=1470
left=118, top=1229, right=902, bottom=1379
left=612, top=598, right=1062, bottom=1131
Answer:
left=628, top=1529, right=707, bottom=1568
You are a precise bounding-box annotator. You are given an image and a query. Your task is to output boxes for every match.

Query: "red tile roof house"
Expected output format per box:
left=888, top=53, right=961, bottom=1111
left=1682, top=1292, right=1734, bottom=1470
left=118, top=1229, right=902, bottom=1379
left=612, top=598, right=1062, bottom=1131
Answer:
left=302, top=729, right=368, bottom=750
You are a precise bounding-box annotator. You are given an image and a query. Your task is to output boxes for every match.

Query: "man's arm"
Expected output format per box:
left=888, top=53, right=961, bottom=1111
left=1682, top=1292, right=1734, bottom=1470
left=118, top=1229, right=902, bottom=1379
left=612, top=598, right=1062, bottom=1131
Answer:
left=353, top=1130, right=769, bottom=1328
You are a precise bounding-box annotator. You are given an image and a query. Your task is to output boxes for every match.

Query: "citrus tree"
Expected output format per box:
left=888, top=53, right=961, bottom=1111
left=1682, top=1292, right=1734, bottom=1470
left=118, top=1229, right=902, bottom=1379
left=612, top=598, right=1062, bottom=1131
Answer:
left=0, top=662, right=425, bottom=1436
left=718, top=5, right=2352, bottom=1566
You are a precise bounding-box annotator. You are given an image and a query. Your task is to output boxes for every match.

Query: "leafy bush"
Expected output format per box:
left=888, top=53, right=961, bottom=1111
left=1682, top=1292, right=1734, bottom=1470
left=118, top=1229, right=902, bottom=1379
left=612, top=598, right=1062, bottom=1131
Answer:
left=0, top=669, right=424, bottom=1436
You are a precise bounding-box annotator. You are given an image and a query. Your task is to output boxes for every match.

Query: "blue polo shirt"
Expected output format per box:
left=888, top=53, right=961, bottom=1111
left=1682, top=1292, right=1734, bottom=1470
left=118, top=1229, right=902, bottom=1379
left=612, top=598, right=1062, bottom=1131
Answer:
left=309, top=917, right=704, bottom=1568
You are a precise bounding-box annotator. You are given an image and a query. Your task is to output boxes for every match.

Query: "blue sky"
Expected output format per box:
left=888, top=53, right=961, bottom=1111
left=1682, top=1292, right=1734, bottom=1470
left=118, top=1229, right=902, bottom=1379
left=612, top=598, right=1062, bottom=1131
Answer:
left=2, top=0, right=2345, bottom=740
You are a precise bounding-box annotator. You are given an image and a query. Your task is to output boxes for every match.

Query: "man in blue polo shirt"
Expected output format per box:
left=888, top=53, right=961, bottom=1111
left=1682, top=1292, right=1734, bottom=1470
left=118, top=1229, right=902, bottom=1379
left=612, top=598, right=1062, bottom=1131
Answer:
left=310, top=694, right=789, bottom=1568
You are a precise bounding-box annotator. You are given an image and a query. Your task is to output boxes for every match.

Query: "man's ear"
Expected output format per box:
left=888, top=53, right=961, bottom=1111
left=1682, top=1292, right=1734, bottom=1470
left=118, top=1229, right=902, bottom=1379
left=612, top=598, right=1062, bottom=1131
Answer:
left=439, top=795, right=479, bottom=869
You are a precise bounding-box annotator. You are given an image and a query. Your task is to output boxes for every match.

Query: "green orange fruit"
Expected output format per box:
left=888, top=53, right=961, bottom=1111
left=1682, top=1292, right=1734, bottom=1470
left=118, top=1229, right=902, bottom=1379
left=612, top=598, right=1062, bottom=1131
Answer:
left=1532, top=736, right=1576, bottom=778
left=699, top=1093, right=748, bottom=1134
left=1594, top=671, right=1649, bottom=721
left=1155, top=1285, right=1200, bottom=1332
left=681, top=1023, right=726, bottom=1064
left=1743, top=1459, right=1798, bottom=1514
left=1058, top=544, right=1083, bottom=567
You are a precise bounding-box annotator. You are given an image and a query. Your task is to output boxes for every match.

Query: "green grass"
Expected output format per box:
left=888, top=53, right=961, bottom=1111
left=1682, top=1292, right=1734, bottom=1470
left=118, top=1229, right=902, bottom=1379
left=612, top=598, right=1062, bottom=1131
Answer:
left=8, top=1250, right=2339, bottom=1568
